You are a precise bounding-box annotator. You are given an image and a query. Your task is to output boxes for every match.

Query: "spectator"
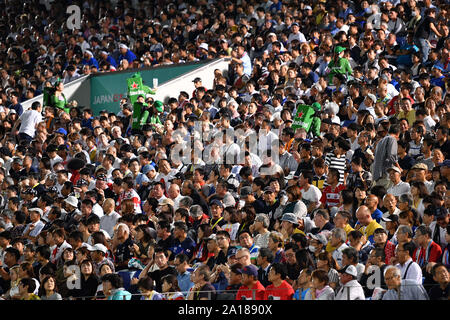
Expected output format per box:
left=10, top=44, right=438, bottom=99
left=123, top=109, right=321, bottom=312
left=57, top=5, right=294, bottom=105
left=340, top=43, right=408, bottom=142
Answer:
left=382, top=266, right=429, bottom=300
left=335, top=265, right=365, bottom=300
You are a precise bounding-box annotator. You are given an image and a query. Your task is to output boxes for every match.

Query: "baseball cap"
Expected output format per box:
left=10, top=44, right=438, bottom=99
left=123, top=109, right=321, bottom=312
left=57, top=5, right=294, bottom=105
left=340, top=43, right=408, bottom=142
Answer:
left=308, top=232, right=328, bottom=246
left=264, top=186, right=275, bottom=193
left=55, top=128, right=67, bottom=136
left=204, top=234, right=217, bottom=241
left=199, top=43, right=209, bottom=51
left=334, top=46, right=346, bottom=53
left=143, top=165, right=156, bottom=175
left=192, top=77, right=202, bottom=83
left=242, top=264, right=258, bottom=277
left=209, top=199, right=224, bottom=208
left=76, top=179, right=88, bottom=187
left=227, top=247, right=238, bottom=258
left=339, top=264, right=358, bottom=277
left=281, top=213, right=298, bottom=224
left=304, top=5, right=312, bottom=10
left=29, top=207, right=43, bottom=216
left=381, top=214, right=399, bottom=222
left=387, top=166, right=401, bottom=174
left=119, top=43, right=128, bottom=50
left=291, top=22, right=299, bottom=27
left=239, top=186, right=253, bottom=198
left=432, top=64, right=444, bottom=72
left=87, top=243, right=108, bottom=254
left=153, top=100, right=164, bottom=113
left=96, top=174, right=107, bottom=181
left=367, top=93, right=377, bottom=103
left=411, top=163, right=428, bottom=171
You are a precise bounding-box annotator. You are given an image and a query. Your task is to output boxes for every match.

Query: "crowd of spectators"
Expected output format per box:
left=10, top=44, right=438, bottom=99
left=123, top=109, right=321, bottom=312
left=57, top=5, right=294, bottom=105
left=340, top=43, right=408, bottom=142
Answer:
left=0, top=0, right=449, bottom=301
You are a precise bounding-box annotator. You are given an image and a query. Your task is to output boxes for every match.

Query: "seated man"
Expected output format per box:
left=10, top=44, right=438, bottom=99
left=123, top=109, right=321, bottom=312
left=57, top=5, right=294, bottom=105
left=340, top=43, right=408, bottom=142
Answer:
left=382, top=266, right=429, bottom=300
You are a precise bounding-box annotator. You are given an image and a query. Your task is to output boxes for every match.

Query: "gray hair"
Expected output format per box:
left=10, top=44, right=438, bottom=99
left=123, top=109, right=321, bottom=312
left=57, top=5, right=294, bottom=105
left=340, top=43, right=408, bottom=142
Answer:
left=180, top=196, right=194, bottom=208
left=189, top=204, right=203, bottom=217
left=384, top=265, right=401, bottom=278
left=332, top=228, right=347, bottom=243
left=255, top=214, right=270, bottom=229
left=399, top=193, right=413, bottom=207
left=397, top=225, right=413, bottom=238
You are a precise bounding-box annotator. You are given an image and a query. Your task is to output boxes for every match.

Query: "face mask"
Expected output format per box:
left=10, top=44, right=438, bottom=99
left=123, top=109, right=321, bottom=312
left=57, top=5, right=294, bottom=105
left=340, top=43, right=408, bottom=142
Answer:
left=308, top=245, right=316, bottom=253
left=411, top=11, right=417, bottom=17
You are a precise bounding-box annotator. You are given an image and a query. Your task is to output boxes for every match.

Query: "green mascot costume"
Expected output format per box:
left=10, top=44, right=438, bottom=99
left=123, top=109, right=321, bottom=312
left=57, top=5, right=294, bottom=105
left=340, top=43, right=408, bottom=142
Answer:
left=291, top=102, right=322, bottom=137
left=127, top=72, right=156, bottom=134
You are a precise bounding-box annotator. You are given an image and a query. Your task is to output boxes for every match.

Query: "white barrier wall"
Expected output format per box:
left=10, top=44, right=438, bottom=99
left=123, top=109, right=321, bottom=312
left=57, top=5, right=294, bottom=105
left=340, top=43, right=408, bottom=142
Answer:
left=21, top=58, right=230, bottom=112
left=152, top=58, right=231, bottom=103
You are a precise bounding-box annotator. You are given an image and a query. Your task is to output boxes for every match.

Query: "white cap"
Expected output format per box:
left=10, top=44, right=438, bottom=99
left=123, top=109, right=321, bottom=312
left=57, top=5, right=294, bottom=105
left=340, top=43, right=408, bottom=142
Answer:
left=85, top=50, right=93, bottom=57
left=29, top=207, right=43, bottom=216
left=87, top=243, right=108, bottom=254
left=341, top=264, right=358, bottom=277
left=199, top=42, right=209, bottom=51
left=119, top=43, right=128, bottom=50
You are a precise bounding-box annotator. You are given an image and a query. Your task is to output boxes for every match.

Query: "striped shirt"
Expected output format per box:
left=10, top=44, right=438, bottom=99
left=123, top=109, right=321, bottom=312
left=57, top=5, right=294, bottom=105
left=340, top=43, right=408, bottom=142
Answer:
left=325, top=152, right=347, bottom=184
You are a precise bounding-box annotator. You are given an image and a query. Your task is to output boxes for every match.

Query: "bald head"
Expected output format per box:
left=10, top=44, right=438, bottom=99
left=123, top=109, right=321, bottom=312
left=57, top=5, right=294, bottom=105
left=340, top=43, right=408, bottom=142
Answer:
left=356, top=205, right=372, bottom=226
left=168, top=183, right=180, bottom=199
left=366, top=194, right=379, bottom=211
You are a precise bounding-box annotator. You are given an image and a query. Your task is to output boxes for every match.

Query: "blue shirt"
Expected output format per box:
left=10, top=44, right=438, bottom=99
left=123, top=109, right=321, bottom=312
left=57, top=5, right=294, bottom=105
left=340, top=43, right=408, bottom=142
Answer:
left=372, top=208, right=383, bottom=224
left=177, top=271, right=194, bottom=296
left=82, top=57, right=99, bottom=69
left=106, top=55, right=117, bottom=68
left=9, top=103, right=23, bottom=116
left=240, top=52, right=252, bottom=76
left=169, top=236, right=196, bottom=259
left=119, top=50, right=137, bottom=64
left=430, top=75, right=445, bottom=89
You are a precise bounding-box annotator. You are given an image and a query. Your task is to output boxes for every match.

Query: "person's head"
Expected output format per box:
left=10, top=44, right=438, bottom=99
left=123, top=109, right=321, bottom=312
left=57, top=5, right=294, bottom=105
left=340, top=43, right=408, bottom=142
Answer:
left=241, top=264, right=259, bottom=287
left=311, top=269, right=329, bottom=290
left=154, top=246, right=169, bottom=269
left=101, top=273, right=124, bottom=296
left=338, top=264, right=358, bottom=285
left=330, top=228, right=347, bottom=248
left=235, top=248, right=251, bottom=266
left=238, top=230, right=253, bottom=249
left=18, top=277, right=36, bottom=297
left=192, top=264, right=211, bottom=285
left=396, top=225, right=413, bottom=244
left=413, top=225, right=432, bottom=247
left=267, top=262, right=287, bottom=285
left=396, top=241, right=416, bottom=264
left=384, top=266, right=402, bottom=290
left=356, top=205, right=373, bottom=226
left=431, top=263, right=450, bottom=286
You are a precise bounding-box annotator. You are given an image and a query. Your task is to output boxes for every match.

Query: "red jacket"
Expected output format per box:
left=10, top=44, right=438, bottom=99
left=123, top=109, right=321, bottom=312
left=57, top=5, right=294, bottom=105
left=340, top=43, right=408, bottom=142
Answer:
left=413, top=240, right=442, bottom=268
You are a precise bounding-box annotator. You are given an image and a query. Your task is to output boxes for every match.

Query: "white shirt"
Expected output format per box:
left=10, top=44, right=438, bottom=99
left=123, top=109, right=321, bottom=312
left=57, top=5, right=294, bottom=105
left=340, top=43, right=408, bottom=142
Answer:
left=92, top=203, right=104, bottom=218
left=258, top=130, right=278, bottom=154
left=100, top=211, right=121, bottom=238
left=387, top=181, right=410, bottom=198
left=301, top=185, right=322, bottom=210
left=18, top=110, right=42, bottom=138
left=22, top=220, right=45, bottom=239
left=335, top=279, right=365, bottom=300
left=396, top=258, right=423, bottom=284
left=332, top=243, right=349, bottom=269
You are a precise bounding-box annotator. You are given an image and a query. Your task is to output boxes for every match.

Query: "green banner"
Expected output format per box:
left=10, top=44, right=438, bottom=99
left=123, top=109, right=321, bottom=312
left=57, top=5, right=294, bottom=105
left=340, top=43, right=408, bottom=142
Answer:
left=90, top=61, right=210, bottom=115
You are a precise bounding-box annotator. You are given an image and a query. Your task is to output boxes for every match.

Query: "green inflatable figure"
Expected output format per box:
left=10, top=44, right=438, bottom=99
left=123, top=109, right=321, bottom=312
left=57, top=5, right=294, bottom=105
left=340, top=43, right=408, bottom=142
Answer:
left=291, top=102, right=322, bottom=137
left=127, top=72, right=157, bottom=133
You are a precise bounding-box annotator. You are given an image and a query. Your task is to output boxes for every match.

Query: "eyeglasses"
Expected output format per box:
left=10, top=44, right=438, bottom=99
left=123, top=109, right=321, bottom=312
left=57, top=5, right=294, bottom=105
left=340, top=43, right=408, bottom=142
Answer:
left=236, top=256, right=246, bottom=260
left=384, top=275, right=399, bottom=281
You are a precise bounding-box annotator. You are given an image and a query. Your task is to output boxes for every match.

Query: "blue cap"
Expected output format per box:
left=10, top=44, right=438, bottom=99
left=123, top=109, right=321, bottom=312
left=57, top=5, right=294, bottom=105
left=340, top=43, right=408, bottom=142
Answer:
left=432, top=64, right=444, bottom=72
left=242, top=265, right=258, bottom=277
left=143, top=164, right=156, bottom=174
left=56, top=128, right=67, bottom=135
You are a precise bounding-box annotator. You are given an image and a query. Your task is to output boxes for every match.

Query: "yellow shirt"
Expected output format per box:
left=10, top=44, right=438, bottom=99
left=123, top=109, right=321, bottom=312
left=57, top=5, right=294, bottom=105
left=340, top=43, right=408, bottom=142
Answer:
left=360, top=220, right=383, bottom=243
left=397, top=109, right=416, bottom=126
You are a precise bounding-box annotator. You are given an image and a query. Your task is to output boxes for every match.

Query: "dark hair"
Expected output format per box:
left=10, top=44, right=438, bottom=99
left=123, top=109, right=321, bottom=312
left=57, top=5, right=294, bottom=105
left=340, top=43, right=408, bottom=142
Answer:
left=161, top=274, right=181, bottom=292
left=20, top=277, right=36, bottom=293
left=342, top=247, right=359, bottom=263
left=137, top=276, right=155, bottom=291
left=101, top=273, right=123, bottom=289
left=270, top=262, right=287, bottom=280
left=311, top=269, right=329, bottom=284
left=401, top=241, right=416, bottom=256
